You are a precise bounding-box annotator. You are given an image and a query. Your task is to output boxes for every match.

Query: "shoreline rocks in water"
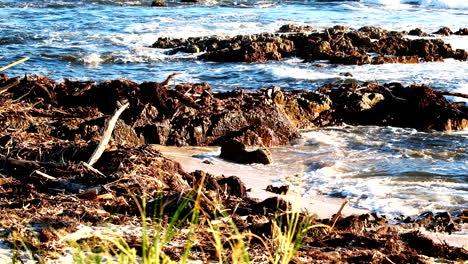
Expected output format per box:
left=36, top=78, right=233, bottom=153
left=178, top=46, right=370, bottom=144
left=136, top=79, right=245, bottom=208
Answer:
left=151, top=25, right=468, bottom=64
left=0, top=73, right=467, bottom=262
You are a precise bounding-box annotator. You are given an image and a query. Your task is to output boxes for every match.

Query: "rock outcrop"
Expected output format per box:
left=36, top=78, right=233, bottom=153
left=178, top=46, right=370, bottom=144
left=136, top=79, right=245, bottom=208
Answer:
left=152, top=25, right=468, bottom=64
left=0, top=74, right=466, bottom=150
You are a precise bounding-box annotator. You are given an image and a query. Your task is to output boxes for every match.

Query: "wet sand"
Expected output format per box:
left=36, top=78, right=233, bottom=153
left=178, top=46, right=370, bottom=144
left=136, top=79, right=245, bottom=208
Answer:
left=155, top=145, right=468, bottom=249
left=155, top=145, right=368, bottom=219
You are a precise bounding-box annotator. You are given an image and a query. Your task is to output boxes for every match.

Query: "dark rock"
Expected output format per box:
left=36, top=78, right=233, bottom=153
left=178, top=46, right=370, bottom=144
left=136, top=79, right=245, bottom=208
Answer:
left=219, top=139, right=272, bottom=164
left=433, top=27, right=452, bottom=36
left=454, top=28, right=468, bottom=35
left=401, top=231, right=468, bottom=260
left=152, top=26, right=466, bottom=64
left=217, top=175, right=248, bottom=198
left=408, top=28, right=429, bottom=36
left=265, top=184, right=289, bottom=195
left=253, top=197, right=290, bottom=215
left=151, top=0, right=167, bottom=6
left=278, top=24, right=314, bottom=33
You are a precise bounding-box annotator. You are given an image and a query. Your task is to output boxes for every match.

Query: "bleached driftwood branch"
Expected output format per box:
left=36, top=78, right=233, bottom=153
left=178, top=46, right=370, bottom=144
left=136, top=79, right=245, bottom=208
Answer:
left=88, top=102, right=129, bottom=166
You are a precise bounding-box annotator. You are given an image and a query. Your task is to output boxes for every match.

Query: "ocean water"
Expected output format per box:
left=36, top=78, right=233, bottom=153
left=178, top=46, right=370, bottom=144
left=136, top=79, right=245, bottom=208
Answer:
left=0, top=0, right=467, bottom=216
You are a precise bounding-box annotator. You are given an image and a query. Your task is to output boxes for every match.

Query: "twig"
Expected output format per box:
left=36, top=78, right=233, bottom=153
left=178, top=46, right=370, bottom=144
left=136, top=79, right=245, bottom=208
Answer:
left=88, top=102, right=129, bottom=166
left=0, top=57, right=30, bottom=72
left=34, top=170, right=57, bottom=180
left=160, top=72, right=181, bottom=86
left=0, top=79, right=20, bottom=94
left=81, top=161, right=106, bottom=178
left=384, top=256, right=396, bottom=264
left=331, top=199, right=349, bottom=229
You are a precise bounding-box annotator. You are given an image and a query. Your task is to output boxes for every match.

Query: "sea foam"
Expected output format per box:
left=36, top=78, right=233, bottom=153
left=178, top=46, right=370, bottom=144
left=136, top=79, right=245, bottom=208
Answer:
left=362, top=0, right=468, bottom=9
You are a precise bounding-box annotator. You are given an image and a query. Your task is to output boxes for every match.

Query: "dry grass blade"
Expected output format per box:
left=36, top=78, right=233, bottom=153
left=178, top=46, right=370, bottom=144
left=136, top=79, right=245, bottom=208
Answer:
left=0, top=57, right=30, bottom=72
left=88, top=102, right=129, bottom=166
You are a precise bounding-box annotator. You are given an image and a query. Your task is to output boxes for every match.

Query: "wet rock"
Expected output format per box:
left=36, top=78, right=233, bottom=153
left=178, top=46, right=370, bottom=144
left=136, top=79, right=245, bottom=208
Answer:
left=151, top=0, right=167, bottom=6
left=265, top=184, right=289, bottom=195
left=408, top=28, right=429, bottom=36
left=371, top=55, right=419, bottom=64
left=454, top=28, right=468, bottom=35
left=152, top=26, right=466, bottom=65
left=433, top=27, right=452, bottom=36
left=219, top=139, right=272, bottom=164
left=278, top=24, right=314, bottom=33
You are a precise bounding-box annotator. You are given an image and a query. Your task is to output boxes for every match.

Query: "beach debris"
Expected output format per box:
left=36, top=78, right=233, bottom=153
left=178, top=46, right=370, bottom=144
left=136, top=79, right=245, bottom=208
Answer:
left=220, top=139, right=273, bottom=164
left=88, top=102, right=129, bottom=166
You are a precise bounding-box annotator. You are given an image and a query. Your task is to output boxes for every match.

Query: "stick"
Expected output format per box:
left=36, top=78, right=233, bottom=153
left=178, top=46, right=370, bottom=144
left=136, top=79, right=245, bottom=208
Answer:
left=0, top=79, right=20, bottom=94
left=160, top=72, right=181, bottom=86
left=88, top=102, right=129, bottom=166
left=438, top=91, right=468, bottom=99
left=331, top=199, right=349, bottom=229
left=0, top=57, right=30, bottom=72
left=34, top=170, right=57, bottom=180
left=0, top=154, right=64, bottom=169
left=81, top=161, right=106, bottom=178
left=1, top=154, right=41, bottom=169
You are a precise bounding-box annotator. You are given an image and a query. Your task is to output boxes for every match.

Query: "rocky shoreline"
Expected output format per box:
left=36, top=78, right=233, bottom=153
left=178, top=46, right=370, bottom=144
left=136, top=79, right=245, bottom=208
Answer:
left=0, top=72, right=467, bottom=262
left=152, top=26, right=468, bottom=65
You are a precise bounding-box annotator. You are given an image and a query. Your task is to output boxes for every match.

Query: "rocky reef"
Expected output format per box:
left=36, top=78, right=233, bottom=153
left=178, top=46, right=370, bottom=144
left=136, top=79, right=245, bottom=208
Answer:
left=152, top=25, right=468, bottom=64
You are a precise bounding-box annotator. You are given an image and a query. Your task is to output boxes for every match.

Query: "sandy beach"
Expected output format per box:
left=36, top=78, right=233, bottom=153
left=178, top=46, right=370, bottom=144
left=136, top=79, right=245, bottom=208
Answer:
left=156, top=144, right=368, bottom=219
left=156, top=145, right=468, bottom=249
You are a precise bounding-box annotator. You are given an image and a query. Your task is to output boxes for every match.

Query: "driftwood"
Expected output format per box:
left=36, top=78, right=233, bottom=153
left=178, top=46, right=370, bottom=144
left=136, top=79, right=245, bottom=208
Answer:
left=0, top=154, right=64, bottom=170
left=438, top=90, right=468, bottom=99
left=34, top=170, right=57, bottom=180
left=88, top=102, right=129, bottom=166
left=0, top=79, right=20, bottom=94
